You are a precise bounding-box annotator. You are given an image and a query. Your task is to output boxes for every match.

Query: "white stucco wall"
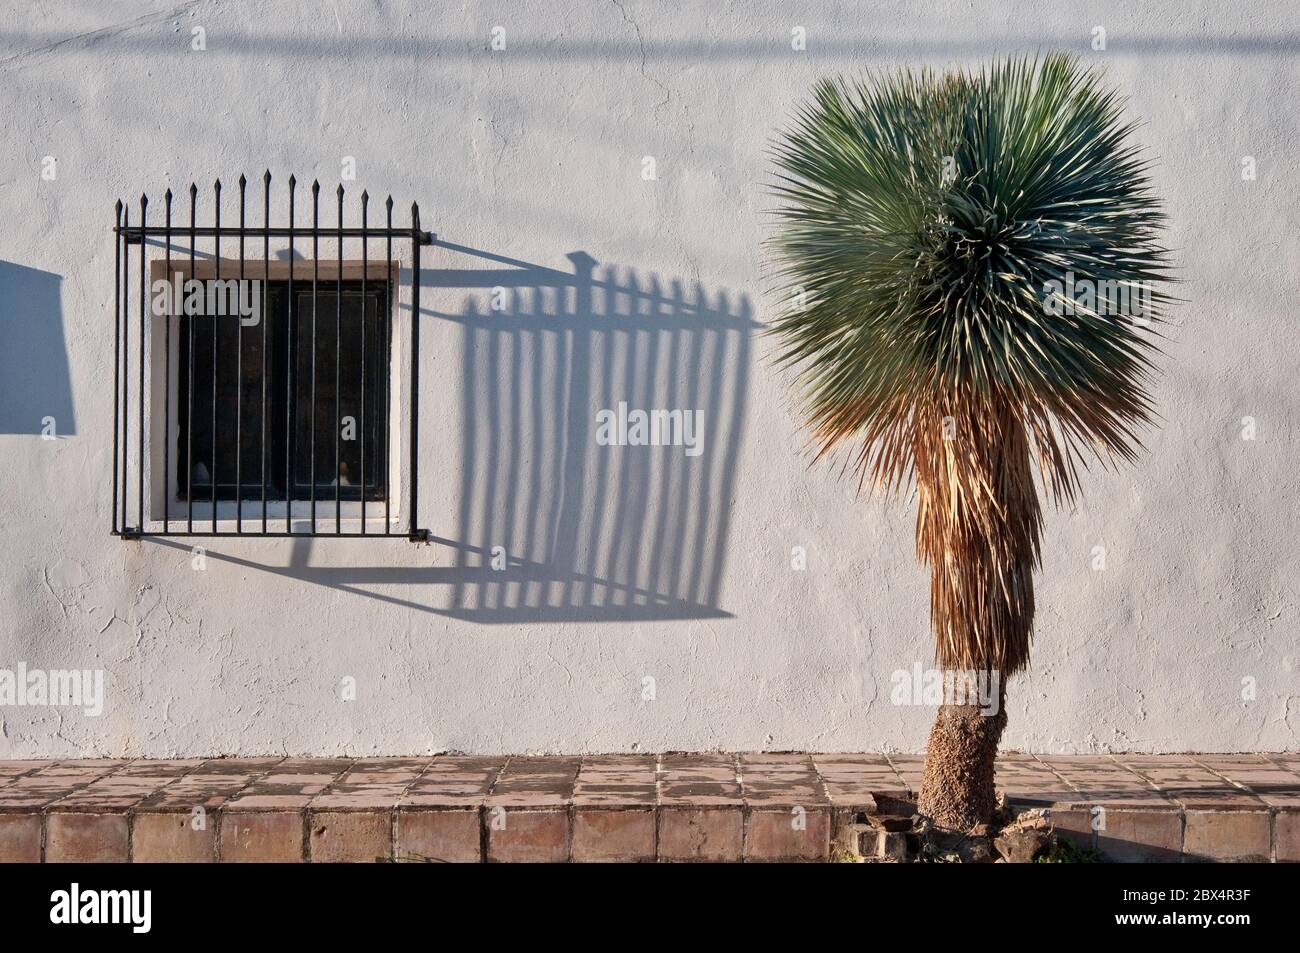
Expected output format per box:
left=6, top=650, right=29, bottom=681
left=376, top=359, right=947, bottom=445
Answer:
left=0, top=1, right=1296, bottom=757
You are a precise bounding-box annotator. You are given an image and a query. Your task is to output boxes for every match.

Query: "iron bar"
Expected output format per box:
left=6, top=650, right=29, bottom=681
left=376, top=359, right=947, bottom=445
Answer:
left=286, top=175, right=296, bottom=533
left=121, top=205, right=130, bottom=533
left=125, top=532, right=404, bottom=539
left=138, top=195, right=147, bottom=532
left=408, top=202, right=422, bottom=541
left=186, top=183, right=197, bottom=532
left=163, top=190, right=172, bottom=533
left=111, top=201, right=122, bottom=535
left=261, top=171, right=270, bottom=532
left=117, top=225, right=417, bottom=239
left=360, top=190, right=368, bottom=535
left=310, top=180, right=319, bottom=533
left=236, top=175, right=245, bottom=529
left=211, top=180, right=220, bottom=533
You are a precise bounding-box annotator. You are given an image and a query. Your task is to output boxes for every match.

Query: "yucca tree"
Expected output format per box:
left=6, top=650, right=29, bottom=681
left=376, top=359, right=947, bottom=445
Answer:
left=768, top=54, right=1172, bottom=830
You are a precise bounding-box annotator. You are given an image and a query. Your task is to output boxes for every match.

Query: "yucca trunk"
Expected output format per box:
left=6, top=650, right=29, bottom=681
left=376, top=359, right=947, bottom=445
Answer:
left=914, top=398, right=1039, bottom=830
left=918, top=688, right=1008, bottom=829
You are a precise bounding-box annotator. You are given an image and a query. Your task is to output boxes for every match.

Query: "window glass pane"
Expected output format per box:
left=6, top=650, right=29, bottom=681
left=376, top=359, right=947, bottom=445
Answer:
left=292, top=289, right=386, bottom=500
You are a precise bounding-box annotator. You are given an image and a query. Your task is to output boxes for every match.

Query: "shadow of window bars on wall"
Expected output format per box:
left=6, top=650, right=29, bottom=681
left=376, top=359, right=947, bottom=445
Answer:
left=111, top=174, right=433, bottom=541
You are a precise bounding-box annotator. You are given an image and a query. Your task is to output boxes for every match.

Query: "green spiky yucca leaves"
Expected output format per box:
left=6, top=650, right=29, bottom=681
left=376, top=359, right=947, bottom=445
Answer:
left=769, top=54, right=1172, bottom=674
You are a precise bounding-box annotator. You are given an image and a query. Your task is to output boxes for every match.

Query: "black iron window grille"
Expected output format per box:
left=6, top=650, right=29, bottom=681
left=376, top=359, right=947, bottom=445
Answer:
left=111, top=173, right=432, bottom=541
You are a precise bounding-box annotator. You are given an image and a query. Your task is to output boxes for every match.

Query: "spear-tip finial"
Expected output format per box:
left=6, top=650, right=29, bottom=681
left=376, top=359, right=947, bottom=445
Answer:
left=263, top=169, right=272, bottom=185
left=238, top=173, right=247, bottom=190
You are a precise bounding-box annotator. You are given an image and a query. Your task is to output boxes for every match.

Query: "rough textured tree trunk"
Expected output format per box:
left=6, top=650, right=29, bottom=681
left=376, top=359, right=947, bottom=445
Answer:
left=917, top=685, right=1008, bottom=831
left=912, top=399, right=1034, bottom=831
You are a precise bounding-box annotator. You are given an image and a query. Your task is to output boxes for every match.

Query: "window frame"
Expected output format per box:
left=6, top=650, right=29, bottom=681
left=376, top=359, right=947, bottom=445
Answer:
left=144, top=258, right=405, bottom=533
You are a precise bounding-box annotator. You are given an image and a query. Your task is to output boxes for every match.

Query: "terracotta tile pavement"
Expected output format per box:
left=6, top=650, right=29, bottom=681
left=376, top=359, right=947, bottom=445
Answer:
left=0, top=753, right=1296, bottom=862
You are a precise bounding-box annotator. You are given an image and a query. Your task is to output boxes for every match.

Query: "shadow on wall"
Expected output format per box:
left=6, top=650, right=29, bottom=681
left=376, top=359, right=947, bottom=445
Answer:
left=432, top=244, right=752, bottom=621
left=0, top=262, right=75, bottom=435
left=6, top=20, right=1300, bottom=63
left=152, top=245, right=754, bottom=623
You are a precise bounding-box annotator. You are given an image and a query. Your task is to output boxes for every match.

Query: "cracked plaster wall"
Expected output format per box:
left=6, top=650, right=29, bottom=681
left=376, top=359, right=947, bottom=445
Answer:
left=0, top=1, right=1296, bottom=757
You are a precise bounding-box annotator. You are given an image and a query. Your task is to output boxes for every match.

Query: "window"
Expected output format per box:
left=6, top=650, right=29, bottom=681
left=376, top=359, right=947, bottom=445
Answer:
left=111, top=179, right=432, bottom=539
left=174, top=281, right=390, bottom=505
